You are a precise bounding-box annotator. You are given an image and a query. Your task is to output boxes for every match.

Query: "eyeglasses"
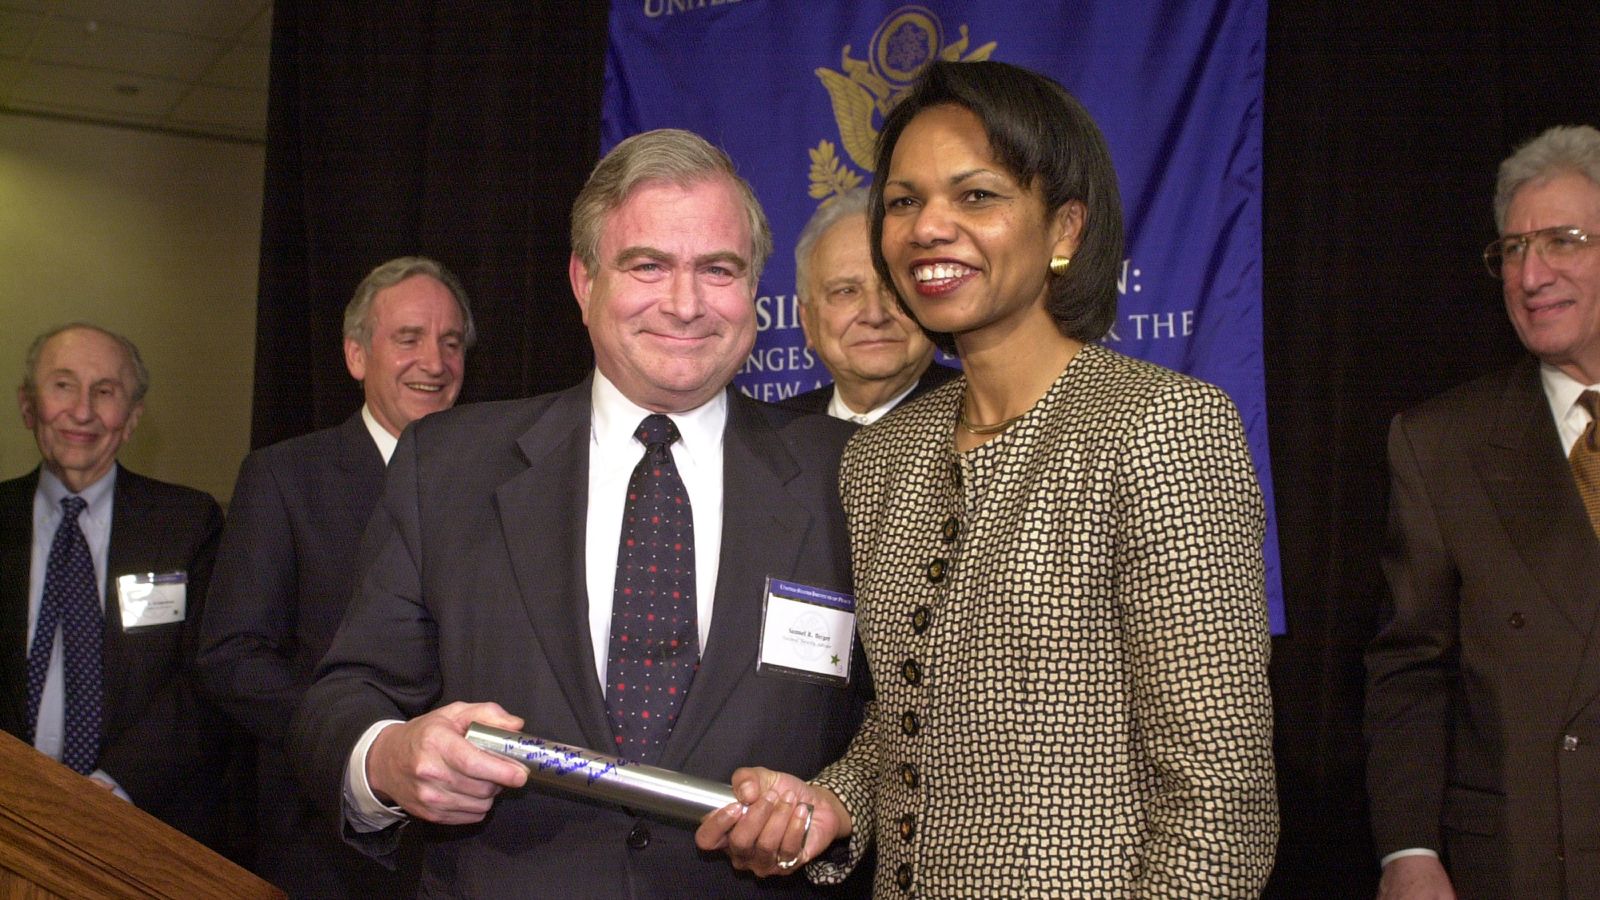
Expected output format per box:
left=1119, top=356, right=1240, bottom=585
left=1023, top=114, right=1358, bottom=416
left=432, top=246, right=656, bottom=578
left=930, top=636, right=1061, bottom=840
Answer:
left=1483, top=225, right=1594, bottom=278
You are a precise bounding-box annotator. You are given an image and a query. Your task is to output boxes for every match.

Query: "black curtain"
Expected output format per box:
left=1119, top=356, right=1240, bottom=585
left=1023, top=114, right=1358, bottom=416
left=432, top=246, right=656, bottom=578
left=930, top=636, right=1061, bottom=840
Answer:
left=254, top=2, right=1600, bottom=895
left=253, top=0, right=607, bottom=446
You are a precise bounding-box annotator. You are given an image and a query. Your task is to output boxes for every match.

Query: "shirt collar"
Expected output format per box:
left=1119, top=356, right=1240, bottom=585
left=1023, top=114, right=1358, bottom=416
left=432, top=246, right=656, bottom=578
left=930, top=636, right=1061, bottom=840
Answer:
left=361, top=405, right=399, bottom=464
left=827, top=378, right=919, bottom=425
left=37, top=461, right=117, bottom=521
left=1542, top=361, right=1595, bottom=415
left=590, top=370, right=727, bottom=466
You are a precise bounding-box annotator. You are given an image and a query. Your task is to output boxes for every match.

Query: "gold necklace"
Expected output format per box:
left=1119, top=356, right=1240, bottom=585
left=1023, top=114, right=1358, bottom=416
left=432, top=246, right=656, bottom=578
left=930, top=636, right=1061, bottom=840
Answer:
left=958, top=399, right=1025, bottom=435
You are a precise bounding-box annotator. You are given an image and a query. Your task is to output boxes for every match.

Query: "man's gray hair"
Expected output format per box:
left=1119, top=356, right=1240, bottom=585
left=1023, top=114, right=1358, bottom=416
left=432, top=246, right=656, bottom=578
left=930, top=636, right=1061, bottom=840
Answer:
left=343, top=256, right=477, bottom=349
left=20, top=322, right=150, bottom=404
left=569, top=128, right=773, bottom=283
left=1495, top=125, right=1600, bottom=232
left=794, top=190, right=871, bottom=303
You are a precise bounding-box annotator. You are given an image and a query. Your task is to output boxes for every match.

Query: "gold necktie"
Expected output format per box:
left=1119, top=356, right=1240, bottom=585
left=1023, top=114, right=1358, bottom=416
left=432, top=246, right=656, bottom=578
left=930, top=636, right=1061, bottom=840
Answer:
left=1571, top=390, right=1600, bottom=538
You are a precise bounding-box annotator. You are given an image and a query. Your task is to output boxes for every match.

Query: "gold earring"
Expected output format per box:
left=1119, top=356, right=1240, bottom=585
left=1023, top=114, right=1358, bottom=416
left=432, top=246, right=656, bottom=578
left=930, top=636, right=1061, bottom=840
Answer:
left=1049, top=255, right=1071, bottom=276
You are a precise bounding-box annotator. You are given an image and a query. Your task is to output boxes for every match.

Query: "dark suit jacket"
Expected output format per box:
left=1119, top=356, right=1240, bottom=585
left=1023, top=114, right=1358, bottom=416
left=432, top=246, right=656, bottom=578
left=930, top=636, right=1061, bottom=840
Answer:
left=290, top=382, right=866, bottom=899
left=782, top=362, right=960, bottom=417
left=199, top=411, right=416, bottom=896
left=1366, top=357, right=1600, bottom=897
left=0, top=465, right=229, bottom=850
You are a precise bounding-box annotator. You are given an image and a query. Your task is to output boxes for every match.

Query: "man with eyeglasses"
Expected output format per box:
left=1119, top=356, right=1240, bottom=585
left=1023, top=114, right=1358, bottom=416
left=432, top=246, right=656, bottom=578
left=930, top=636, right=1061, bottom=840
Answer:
left=784, top=190, right=958, bottom=425
left=1367, top=125, right=1600, bottom=898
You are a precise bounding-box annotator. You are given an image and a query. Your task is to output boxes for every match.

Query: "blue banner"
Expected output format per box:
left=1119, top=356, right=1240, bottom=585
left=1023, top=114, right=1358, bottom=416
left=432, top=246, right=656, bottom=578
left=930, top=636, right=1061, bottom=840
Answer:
left=602, top=0, right=1283, bottom=634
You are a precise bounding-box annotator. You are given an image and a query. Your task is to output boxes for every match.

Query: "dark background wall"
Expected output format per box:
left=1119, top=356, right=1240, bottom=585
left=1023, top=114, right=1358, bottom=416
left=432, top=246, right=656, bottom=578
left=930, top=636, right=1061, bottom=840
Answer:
left=253, top=2, right=1600, bottom=895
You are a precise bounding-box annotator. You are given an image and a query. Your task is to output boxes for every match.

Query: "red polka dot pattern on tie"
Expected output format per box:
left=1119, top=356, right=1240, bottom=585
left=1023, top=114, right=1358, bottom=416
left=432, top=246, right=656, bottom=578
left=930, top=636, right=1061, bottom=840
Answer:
left=604, top=414, right=698, bottom=764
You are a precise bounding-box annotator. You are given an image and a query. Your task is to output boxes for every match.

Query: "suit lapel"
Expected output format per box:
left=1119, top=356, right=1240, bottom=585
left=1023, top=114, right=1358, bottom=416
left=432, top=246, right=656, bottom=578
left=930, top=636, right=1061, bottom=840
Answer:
left=660, top=392, right=813, bottom=771
left=1476, top=360, right=1600, bottom=635
left=0, top=471, right=39, bottom=735
left=495, top=383, right=613, bottom=752
left=334, top=411, right=386, bottom=537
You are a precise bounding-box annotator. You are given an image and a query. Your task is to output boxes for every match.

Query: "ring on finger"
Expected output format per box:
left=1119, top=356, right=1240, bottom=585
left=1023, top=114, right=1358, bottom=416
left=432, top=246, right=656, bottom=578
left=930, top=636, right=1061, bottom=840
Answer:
left=775, top=803, right=815, bottom=871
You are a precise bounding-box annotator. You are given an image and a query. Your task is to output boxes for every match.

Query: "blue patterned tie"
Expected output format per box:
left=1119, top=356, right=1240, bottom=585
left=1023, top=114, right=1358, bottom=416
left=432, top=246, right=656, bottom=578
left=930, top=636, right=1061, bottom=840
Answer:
left=24, top=495, right=104, bottom=774
left=605, top=415, right=698, bottom=764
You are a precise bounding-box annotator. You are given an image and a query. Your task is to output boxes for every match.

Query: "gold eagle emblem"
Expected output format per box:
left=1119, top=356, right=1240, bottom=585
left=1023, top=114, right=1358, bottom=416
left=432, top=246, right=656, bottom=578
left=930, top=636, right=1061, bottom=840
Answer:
left=810, top=6, right=996, bottom=207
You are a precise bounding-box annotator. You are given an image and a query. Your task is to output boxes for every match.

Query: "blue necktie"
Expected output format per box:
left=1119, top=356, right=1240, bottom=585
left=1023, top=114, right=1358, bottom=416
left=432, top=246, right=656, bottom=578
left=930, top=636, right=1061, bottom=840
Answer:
left=605, top=415, right=698, bottom=764
left=24, top=495, right=104, bottom=774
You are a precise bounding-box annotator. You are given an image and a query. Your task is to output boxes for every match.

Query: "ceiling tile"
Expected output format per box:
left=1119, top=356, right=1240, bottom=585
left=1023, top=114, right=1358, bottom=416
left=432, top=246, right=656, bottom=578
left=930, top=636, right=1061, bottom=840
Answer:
left=0, top=9, right=46, bottom=58
left=9, top=61, right=185, bottom=119
left=34, top=16, right=221, bottom=82
left=168, top=83, right=265, bottom=139
left=50, top=0, right=266, bottom=41
left=238, top=7, right=272, bottom=47
left=203, top=40, right=268, bottom=91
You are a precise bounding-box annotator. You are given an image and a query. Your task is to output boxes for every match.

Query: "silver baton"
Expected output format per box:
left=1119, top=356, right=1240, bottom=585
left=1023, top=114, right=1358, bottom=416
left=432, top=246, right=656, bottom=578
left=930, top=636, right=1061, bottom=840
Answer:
left=465, top=723, right=737, bottom=826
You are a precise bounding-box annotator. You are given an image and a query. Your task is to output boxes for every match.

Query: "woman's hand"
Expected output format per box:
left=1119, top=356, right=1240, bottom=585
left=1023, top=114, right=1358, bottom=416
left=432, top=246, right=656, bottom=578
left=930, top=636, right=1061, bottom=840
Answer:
left=695, top=767, right=851, bottom=877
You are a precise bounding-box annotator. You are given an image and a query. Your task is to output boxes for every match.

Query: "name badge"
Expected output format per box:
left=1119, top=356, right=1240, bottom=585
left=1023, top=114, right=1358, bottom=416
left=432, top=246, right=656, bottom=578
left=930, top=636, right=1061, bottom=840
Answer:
left=115, top=572, right=187, bottom=630
left=757, top=577, right=855, bottom=688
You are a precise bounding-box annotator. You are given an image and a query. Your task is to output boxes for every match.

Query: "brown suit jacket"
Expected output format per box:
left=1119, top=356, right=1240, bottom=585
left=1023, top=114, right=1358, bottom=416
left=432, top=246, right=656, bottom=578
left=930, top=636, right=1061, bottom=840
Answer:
left=1366, top=356, right=1600, bottom=897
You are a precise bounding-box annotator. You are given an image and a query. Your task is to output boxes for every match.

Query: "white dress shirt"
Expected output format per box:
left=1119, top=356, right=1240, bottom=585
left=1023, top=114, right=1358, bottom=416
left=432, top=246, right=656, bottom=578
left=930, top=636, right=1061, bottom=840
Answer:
left=345, top=372, right=730, bottom=830
left=361, top=404, right=399, bottom=463
left=1542, top=362, right=1599, bottom=456
left=28, top=465, right=127, bottom=796
left=825, top=379, right=918, bottom=426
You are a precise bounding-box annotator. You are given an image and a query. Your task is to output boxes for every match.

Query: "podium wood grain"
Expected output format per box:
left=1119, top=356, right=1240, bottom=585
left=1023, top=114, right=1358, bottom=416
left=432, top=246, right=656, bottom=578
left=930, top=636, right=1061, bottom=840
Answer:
left=0, top=729, right=281, bottom=899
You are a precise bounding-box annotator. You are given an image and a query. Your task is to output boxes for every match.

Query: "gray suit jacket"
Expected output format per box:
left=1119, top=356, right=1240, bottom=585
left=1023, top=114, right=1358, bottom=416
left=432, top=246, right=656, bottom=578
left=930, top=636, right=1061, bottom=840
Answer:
left=1366, top=356, right=1600, bottom=897
left=199, top=411, right=417, bottom=896
left=290, top=380, right=866, bottom=898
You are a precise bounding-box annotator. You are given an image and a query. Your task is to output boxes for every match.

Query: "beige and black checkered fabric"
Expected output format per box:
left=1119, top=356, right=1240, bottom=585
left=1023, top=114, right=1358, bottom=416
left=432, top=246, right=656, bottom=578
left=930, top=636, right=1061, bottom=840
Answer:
left=810, top=344, right=1278, bottom=897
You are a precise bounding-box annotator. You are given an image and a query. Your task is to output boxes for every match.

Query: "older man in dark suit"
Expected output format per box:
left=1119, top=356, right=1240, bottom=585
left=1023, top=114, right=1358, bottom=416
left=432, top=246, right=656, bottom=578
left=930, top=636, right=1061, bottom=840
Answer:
left=1367, top=125, right=1600, bottom=898
left=198, top=257, right=473, bottom=896
left=783, top=190, right=957, bottom=425
left=290, top=129, right=865, bottom=898
left=0, top=323, right=228, bottom=849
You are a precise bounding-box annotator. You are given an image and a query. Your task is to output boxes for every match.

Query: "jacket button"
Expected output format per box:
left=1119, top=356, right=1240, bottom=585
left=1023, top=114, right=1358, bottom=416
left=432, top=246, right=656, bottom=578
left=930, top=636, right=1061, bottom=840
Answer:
left=898, top=812, right=916, bottom=842
left=895, top=862, right=913, bottom=890
left=926, top=558, right=946, bottom=582
left=902, top=659, right=922, bottom=686
left=1564, top=734, right=1581, bottom=752
left=911, top=606, right=931, bottom=634
left=901, top=710, right=920, bottom=736
left=1507, top=612, right=1525, bottom=628
left=626, top=822, right=650, bottom=848
left=900, top=763, right=919, bottom=789
left=941, top=516, right=960, bottom=542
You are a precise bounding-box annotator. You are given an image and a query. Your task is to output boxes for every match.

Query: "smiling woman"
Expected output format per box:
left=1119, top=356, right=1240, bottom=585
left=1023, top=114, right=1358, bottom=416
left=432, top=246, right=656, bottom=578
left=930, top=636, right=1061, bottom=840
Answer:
left=697, top=60, right=1279, bottom=897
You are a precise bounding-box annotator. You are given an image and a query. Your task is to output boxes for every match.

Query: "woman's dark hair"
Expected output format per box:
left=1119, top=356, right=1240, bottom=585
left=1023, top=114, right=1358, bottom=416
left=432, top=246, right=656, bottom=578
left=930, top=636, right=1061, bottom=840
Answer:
left=868, top=60, right=1125, bottom=352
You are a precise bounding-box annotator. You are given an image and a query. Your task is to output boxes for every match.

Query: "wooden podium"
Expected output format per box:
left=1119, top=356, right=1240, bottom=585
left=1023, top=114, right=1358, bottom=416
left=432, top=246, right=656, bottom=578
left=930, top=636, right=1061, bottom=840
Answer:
left=0, top=729, right=282, bottom=899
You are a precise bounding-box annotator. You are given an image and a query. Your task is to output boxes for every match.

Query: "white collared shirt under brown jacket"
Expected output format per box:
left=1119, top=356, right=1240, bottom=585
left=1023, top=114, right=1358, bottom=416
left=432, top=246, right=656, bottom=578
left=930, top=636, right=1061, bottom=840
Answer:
left=809, top=343, right=1279, bottom=897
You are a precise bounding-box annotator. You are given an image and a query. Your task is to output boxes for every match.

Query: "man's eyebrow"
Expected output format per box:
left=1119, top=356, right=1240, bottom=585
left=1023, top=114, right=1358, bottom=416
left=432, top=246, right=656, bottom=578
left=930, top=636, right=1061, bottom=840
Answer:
left=612, top=246, right=674, bottom=266
left=694, top=250, right=748, bottom=271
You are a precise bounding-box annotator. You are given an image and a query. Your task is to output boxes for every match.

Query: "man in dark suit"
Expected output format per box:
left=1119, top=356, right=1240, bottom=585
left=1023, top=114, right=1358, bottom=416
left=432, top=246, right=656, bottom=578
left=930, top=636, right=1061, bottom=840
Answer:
left=0, top=323, right=228, bottom=849
left=783, top=189, right=957, bottom=424
left=197, top=257, right=474, bottom=896
left=1367, top=125, right=1600, bottom=898
left=290, top=129, right=864, bottom=897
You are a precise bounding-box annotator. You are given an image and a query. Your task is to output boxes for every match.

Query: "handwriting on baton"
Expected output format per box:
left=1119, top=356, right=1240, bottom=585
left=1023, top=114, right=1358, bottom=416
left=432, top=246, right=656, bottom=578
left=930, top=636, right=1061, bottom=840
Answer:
left=508, top=735, right=631, bottom=785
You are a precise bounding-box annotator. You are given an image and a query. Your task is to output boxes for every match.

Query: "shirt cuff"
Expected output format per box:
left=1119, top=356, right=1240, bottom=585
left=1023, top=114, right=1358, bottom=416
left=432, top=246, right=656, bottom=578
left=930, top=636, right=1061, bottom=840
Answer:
left=89, top=769, right=132, bottom=803
left=1380, top=847, right=1440, bottom=867
left=344, top=720, right=408, bottom=833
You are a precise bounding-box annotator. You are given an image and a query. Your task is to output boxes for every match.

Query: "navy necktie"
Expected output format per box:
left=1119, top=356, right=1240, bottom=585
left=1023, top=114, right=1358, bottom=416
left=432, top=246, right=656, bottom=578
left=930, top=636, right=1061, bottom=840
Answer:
left=25, top=495, right=104, bottom=774
left=605, top=414, right=699, bottom=763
